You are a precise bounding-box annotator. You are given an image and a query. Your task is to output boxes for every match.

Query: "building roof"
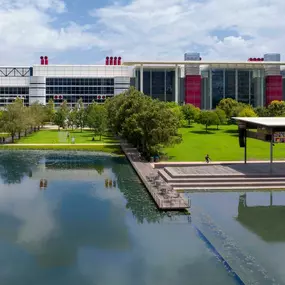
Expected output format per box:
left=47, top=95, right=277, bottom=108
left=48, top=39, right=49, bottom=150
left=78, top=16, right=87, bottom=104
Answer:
left=233, top=117, right=285, bottom=127
left=123, top=61, right=285, bottom=70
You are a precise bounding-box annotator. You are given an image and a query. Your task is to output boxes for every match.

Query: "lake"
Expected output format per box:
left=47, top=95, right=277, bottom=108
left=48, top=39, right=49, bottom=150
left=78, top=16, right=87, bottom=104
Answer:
left=0, top=151, right=284, bottom=284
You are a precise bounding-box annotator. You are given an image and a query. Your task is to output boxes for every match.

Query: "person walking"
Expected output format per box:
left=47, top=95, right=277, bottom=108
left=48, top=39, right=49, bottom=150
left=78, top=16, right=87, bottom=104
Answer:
left=205, top=154, right=211, bottom=163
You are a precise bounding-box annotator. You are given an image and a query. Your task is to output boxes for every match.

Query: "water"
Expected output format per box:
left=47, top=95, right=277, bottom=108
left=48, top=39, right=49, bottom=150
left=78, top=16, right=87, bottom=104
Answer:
left=0, top=151, right=283, bottom=285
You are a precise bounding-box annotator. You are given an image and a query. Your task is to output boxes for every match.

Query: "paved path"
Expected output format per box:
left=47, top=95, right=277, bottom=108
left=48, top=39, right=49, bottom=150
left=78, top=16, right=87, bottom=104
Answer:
left=120, top=140, right=189, bottom=210
left=2, top=143, right=120, bottom=146
left=153, top=160, right=285, bottom=168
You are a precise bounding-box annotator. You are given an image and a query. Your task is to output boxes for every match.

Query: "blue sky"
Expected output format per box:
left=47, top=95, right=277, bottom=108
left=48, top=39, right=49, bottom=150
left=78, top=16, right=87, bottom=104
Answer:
left=0, top=0, right=284, bottom=65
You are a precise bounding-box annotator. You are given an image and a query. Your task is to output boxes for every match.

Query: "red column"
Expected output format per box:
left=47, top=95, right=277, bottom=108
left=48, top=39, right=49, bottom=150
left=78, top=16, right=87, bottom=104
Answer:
left=266, top=75, right=283, bottom=105
left=184, top=75, right=201, bottom=108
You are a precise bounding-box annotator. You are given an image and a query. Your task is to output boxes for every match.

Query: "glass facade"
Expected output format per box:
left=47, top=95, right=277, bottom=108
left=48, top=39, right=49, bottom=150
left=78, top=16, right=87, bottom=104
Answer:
left=237, top=70, right=250, bottom=104
left=136, top=69, right=175, bottom=102
left=211, top=70, right=224, bottom=108
left=45, top=77, right=115, bottom=105
left=225, top=70, right=236, bottom=99
left=0, top=87, right=29, bottom=106
left=201, top=68, right=265, bottom=109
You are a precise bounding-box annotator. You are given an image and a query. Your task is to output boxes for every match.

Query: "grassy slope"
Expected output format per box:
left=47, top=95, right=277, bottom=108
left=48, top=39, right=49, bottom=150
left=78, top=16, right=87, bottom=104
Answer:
left=163, top=124, right=285, bottom=161
left=16, top=130, right=118, bottom=144
left=0, top=144, right=123, bottom=154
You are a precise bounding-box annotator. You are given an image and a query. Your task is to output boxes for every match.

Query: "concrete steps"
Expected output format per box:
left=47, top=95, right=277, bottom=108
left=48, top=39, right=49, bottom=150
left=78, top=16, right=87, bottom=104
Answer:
left=158, top=168, right=285, bottom=191
left=163, top=167, right=285, bottom=179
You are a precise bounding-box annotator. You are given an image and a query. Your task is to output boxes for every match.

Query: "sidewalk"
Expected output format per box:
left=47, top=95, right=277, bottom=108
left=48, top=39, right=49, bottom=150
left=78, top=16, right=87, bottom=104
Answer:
left=152, top=160, right=285, bottom=168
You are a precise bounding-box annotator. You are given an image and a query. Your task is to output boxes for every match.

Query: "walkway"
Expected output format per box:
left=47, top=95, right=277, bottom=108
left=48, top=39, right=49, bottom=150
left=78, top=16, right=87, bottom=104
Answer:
left=120, top=141, right=189, bottom=210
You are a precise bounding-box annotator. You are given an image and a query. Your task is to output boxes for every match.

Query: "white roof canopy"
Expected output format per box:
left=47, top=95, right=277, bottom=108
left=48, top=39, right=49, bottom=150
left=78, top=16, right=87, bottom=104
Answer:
left=233, top=117, right=285, bottom=127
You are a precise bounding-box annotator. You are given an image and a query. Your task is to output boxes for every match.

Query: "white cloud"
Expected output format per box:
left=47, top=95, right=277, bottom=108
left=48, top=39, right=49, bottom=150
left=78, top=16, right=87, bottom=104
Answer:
left=91, top=0, right=285, bottom=61
left=0, top=0, right=285, bottom=64
left=0, top=0, right=102, bottom=65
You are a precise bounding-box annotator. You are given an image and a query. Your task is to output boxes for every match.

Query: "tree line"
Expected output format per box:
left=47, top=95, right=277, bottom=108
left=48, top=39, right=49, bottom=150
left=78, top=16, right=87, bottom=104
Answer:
left=0, top=98, right=108, bottom=142
left=1, top=87, right=285, bottom=158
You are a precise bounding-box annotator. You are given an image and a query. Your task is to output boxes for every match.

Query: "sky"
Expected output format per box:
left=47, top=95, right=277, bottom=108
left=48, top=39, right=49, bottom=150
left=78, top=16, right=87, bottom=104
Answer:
left=0, top=0, right=284, bottom=65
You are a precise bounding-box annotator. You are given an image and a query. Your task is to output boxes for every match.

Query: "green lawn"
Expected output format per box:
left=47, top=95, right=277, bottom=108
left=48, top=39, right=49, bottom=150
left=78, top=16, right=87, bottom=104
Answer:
left=163, top=124, right=285, bottom=162
left=16, top=129, right=118, bottom=144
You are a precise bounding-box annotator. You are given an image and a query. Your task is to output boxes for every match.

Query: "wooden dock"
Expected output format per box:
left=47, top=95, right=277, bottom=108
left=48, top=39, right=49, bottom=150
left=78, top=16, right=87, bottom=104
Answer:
left=120, top=141, right=189, bottom=210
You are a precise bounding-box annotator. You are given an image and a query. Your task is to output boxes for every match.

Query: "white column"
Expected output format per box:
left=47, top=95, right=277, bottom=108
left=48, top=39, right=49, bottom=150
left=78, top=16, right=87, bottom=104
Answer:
left=175, top=64, right=179, bottom=104
left=140, top=65, right=143, bottom=93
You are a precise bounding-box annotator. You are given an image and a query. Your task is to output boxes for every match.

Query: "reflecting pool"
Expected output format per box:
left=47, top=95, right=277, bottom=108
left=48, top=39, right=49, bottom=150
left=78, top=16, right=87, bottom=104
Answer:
left=0, top=151, right=284, bottom=284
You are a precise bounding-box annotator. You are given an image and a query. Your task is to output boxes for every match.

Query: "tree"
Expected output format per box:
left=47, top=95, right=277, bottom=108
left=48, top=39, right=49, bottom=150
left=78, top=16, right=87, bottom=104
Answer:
left=45, top=98, right=55, bottom=122
left=214, top=108, right=227, bottom=129
left=87, top=103, right=108, bottom=140
left=217, top=98, right=239, bottom=119
left=30, top=102, right=45, bottom=131
left=0, top=99, right=24, bottom=142
left=106, top=87, right=182, bottom=158
left=75, top=98, right=86, bottom=132
left=254, top=106, right=269, bottom=117
left=67, top=109, right=77, bottom=130
left=267, top=100, right=285, bottom=117
left=197, top=110, right=219, bottom=132
left=181, top=104, right=200, bottom=126
left=238, top=106, right=257, bottom=117
left=54, top=100, right=69, bottom=130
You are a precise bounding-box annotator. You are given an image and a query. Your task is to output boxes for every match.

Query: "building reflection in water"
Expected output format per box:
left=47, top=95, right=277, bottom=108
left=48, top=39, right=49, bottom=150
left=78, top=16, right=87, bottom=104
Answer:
left=237, top=192, right=285, bottom=242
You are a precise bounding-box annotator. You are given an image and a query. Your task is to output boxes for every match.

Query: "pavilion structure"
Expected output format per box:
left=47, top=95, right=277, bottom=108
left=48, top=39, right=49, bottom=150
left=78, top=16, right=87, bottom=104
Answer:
left=233, top=117, right=285, bottom=170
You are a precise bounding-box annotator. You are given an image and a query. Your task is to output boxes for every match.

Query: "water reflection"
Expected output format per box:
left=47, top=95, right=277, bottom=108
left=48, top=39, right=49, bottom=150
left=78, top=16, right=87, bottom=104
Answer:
left=237, top=192, right=285, bottom=242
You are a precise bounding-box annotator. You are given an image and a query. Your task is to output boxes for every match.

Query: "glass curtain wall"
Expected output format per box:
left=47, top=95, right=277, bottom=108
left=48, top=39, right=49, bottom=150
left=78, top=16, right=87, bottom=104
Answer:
left=225, top=70, right=236, bottom=99
left=211, top=69, right=224, bottom=108
left=237, top=70, right=250, bottom=104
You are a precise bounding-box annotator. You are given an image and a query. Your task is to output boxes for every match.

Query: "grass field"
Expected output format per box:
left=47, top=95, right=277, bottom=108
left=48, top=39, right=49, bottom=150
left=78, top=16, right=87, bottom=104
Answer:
left=16, top=130, right=118, bottom=144
left=163, top=124, right=285, bottom=162
left=0, top=144, right=122, bottom=154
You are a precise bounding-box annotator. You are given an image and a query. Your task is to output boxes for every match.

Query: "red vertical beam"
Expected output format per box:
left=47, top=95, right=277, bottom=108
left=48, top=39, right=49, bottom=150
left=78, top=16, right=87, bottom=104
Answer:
left=114, top=56, right=117, bottom=65
left=184, top=75, right=201, bottom=108
left=266, top=75, right=283, bottom=105
left=105, top=56, right=109, bottom=65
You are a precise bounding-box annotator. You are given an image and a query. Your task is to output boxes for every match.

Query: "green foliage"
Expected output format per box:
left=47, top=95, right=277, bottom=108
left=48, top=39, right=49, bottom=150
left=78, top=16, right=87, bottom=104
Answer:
left=74, top=98, right=86, bottom=132
left=238, top=106, right=257, bottom=117
left=86, top=103, right=108, bottom=140
left=214, top=108, right=227, bottom=129
left=106, top=87, right=182, bottom=158
left=254, top=106, right=269, bottom=117
left=45, top=98, right=55, bottom=122
left=197, top=110, right=220, bottom=132
left=181, top=104, right=200, bottom=126
left=217, top=98, right=239, bottom=119
left=53, top=100, right=69, bottom=129
left=267, top=100, right=285, bottom=117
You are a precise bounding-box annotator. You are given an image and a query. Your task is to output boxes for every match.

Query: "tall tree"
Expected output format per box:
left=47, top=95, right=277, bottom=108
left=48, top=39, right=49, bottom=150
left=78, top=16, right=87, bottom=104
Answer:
left=54, top=100, right=69, bottom=130
left=217, top=98, right=239, bottom=119
left=87, top=103, right=108, bottom=140
left=181, top=104, right=200, bottom=126
left=45, top=98, right=55, bottom=122
left=0, top=98, right=24, bottom=142
left=197, top=110, right=219, bottom=132
left=214, top=108, right=227, bottom=129
left=75, top=98, right=86, bottom=132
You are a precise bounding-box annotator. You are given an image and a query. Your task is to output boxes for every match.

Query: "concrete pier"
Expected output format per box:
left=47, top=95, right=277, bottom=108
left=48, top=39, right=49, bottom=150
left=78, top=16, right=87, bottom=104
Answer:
left=120, top=141, right=189, bottom=210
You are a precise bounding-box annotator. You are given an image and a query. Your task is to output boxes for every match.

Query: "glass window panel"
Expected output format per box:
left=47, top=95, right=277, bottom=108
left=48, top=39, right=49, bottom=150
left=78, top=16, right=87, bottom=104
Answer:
left=212, top=69, right=224, bottom=108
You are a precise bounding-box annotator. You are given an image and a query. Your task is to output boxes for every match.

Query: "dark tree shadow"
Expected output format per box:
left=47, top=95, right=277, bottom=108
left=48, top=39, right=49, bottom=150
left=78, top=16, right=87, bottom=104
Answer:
left=190, top=130, right=215, bottom=135
left=223, top=129, right=238, bottom=134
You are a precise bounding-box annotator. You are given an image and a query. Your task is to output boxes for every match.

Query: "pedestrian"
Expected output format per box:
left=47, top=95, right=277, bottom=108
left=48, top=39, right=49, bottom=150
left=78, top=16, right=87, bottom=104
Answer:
left=205, top=154, right=211, bottom=163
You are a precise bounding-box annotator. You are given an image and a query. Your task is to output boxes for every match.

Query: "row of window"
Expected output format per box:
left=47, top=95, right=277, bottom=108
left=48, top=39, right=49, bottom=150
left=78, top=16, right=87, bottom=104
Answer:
left=46, top=87, right=114, bottom=95
left=0, top=87, right=29, bottom=95
left=46, top=95, right=112, bottom=104
left=46, top=78, right=114, bottom=86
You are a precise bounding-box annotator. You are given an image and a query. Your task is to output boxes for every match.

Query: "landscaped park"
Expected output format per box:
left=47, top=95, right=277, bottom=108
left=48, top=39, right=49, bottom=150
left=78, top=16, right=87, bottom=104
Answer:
left=1, top=88, right=285, bottom=162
